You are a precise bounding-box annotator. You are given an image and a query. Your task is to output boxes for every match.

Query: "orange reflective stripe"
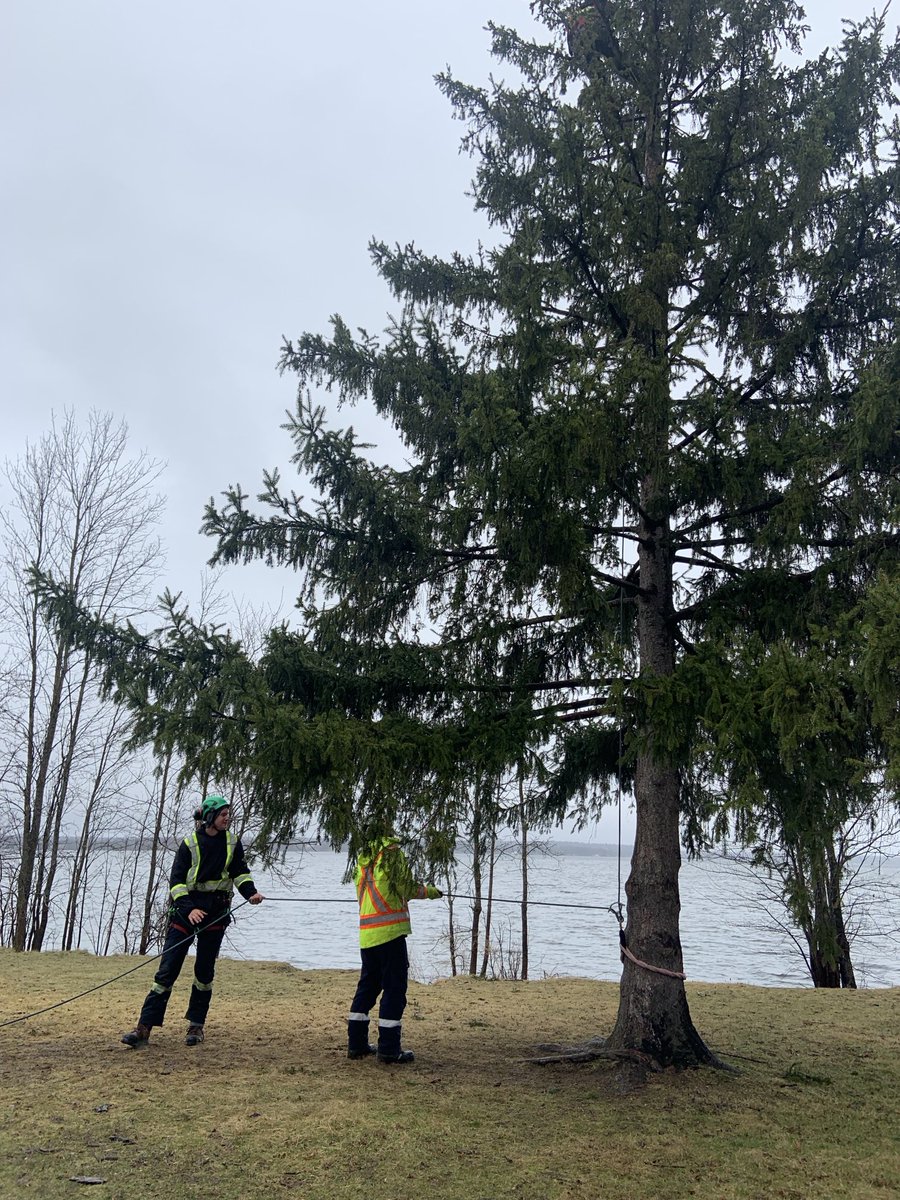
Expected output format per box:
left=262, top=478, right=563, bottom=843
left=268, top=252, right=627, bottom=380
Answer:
left=359, top=865, right=391, bottom=914
left=358, top=851, right=410, bottom=932
left=360, top=910, right=410, bottom=929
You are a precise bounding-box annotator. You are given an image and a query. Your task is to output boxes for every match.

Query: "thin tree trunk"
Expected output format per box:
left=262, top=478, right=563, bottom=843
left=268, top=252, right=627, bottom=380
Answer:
left=62, top=810, right=92, bottom=952
left=468, top=791, right=483, bottom=976
left=519, top=770, right=529, bottom=982
left=140, top=751, right=173, bottom=954
left=14, top=636, right=70, bottom=950
left=445, top=865, right=458, bottom=976
left=30, top=784, right=66, bottom=950
left=479, top=825, right=497, bottom=978
left=827, top=840, right=856, bottom=988
left=32, top=655, right=95, bottom=949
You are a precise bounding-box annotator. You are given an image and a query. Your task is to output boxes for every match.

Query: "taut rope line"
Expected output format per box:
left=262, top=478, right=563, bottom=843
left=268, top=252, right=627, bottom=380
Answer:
left=0, top=885, right=686, bottom=1032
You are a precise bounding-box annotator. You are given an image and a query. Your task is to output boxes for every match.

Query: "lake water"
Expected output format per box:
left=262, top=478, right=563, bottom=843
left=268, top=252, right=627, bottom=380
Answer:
left=219, top=844, right=900, bottom=989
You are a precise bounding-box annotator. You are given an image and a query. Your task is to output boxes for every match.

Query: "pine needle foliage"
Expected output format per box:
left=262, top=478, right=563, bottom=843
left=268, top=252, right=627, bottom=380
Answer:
left=34, top=1, right=900, bottom=1064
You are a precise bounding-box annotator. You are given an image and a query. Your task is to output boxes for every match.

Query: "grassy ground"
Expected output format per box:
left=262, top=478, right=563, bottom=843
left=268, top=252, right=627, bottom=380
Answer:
left=0, top=949, right=898, bottom=1200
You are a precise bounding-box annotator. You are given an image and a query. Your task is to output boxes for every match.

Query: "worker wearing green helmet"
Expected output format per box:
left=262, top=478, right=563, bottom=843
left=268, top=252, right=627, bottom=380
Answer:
left=121, top=795, right=264, bottom=1049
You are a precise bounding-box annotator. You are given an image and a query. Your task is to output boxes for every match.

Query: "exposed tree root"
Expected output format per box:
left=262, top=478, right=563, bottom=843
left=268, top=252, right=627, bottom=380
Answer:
left=522, top=1037, right=662, bottom=1072
left=524, top=1036, right=740, bottom=1075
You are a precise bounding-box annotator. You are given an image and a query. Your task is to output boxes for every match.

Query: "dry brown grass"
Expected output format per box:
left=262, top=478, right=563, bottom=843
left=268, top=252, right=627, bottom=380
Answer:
left=0, top=948, right=898, bottom=1200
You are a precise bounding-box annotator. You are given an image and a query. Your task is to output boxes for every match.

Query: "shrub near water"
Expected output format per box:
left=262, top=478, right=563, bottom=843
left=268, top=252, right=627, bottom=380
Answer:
left=0, top=949, right=898, bottom=1200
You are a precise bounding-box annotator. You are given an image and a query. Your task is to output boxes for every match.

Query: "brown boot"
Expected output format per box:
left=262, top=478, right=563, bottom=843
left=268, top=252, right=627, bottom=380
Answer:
left=121, top=1022, right=151, bottom=1048
left=185, top=1024, right=205, bottom=1046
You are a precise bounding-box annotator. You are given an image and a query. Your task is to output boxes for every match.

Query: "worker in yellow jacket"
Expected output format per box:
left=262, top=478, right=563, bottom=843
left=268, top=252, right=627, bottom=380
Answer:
left=347, top=835, right=442, bottom=1064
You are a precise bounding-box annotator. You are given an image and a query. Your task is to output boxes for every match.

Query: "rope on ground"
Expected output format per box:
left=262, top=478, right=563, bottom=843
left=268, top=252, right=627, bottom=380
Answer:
left=0, top=899, right=251, bottom=1031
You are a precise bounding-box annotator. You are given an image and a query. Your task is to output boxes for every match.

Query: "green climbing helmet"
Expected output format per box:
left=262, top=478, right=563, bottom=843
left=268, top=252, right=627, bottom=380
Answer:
left=201, top=794, right=230, bottom=825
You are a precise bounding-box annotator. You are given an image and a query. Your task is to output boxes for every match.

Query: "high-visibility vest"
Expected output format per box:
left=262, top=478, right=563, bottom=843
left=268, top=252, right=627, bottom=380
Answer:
left=356, top=841, right=429, bottom=949
left=170, top=830, right=253, bottom=902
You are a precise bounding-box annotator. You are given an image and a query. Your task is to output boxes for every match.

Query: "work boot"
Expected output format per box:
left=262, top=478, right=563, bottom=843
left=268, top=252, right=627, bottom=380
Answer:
left=347, top=1016, right=374, bottom=1059
left=347, top=1043, right=376, bottom=1060
left=377, top=1049, right=415, bottom=1065
left=121, top=1022, right=151, bottom=1048
left=185, top=1024, right=205, bottom=1046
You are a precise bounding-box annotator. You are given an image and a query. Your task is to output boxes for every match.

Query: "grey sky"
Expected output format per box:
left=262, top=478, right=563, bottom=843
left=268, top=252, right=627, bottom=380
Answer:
left=4, top=0, right=545, bottom=610
left=2, top=0, right=867, bottom=840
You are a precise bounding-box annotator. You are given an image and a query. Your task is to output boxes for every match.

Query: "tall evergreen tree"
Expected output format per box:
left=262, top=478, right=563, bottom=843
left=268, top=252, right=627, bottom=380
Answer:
left=36, top=1, right=899, bottom=1067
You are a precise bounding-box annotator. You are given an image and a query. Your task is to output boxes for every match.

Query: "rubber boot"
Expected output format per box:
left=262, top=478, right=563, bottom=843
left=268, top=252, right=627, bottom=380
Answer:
left=376, top=1022, right=414, bottom=1064
left=347, top=1017, right=375, bottom=1060
left=378, top=1049, right=415, bottom=1064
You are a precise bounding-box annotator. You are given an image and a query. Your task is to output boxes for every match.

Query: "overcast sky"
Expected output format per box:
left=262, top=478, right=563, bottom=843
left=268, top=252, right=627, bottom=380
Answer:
left=3, top=0, right=545, bottom=611
left=2, top=0, right=866, bottom=841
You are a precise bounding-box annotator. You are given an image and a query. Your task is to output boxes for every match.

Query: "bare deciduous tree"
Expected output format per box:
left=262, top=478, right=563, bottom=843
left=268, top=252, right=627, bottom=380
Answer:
left=0, top=410, right=163, bottom=950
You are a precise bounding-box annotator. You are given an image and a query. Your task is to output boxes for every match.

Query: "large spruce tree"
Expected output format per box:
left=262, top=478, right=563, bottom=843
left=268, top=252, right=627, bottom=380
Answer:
left=37, top=0, right=899, bottom=1068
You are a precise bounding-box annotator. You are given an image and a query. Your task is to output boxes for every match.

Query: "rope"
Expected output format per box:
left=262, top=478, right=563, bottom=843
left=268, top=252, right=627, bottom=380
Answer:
left=268, top=895, right=684, bottom=977
left=0, top=888, right=686, bottom=1030
left=268, top=894, right=622, bottom=914
left=609, top=904, right=688, bottom=981
left=0, top=900, right=251, bottom=1031
left=443, top=892, right=618, bottom=914
left=620, top=940, right=687, bottom=980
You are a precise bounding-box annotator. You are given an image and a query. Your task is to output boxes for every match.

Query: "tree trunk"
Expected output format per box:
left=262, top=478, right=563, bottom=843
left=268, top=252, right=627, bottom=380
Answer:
left=804, top=844, right=857, bottom=989
left=30, top=784, right=66, bottom=951
left=468, top=792, right=483, bottom=976
left=14, top=634, right=70, bottom=950
left=827, top=840, right=857, bottom=988
left=445, top=866, right=458, bottom=976
left=785, top=834, right=859, bottom=989
left=607, top=498, right=717, bottom=1067
left=519, top=771, right=529, bottom=982
left=139, top=750, right=173, bottom=954
left=63, top=807, right=93, bottom=952
left=478, top=825, right=496, bottom=978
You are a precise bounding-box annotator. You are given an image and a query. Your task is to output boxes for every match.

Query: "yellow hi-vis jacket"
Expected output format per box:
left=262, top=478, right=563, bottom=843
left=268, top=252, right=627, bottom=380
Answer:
left=356, top=839, right=440, bottom=949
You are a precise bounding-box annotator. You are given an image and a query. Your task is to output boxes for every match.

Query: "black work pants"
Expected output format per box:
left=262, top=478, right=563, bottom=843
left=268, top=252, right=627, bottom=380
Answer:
left=349, top=935, right=409, bottom=1055
left=139, top=915, right=228, bottom=1028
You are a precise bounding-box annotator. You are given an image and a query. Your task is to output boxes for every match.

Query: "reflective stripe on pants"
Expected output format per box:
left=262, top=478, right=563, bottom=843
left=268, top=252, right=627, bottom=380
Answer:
left=349, top=935, right=409, bottom=1024
left=138, top=918, right=227, bottom=1028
